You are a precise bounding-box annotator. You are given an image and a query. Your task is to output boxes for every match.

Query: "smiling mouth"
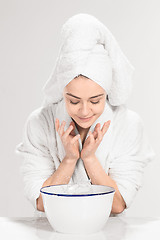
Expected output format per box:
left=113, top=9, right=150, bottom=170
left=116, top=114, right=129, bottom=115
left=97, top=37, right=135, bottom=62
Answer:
left=78, top=116, right=94, bottom=121
left=79, top=117, right=92, bottom=119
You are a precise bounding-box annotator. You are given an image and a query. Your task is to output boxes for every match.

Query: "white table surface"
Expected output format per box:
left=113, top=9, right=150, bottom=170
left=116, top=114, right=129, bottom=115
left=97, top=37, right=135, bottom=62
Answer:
left=0, top=216, right=160, bottom=240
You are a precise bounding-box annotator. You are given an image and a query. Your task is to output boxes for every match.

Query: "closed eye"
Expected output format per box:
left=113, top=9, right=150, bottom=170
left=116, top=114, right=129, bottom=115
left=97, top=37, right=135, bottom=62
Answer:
left=70, top=101, right=100, bottom=105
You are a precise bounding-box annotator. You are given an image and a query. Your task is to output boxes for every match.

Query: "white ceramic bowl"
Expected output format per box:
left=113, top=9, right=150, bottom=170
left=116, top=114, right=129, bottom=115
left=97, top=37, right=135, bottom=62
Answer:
left=40, top=184, right=115, bottom=234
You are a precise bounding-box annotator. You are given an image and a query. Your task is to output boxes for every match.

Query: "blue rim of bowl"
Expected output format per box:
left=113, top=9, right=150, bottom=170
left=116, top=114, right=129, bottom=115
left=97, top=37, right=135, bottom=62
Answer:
left=40, top=184, right=115, bottom=197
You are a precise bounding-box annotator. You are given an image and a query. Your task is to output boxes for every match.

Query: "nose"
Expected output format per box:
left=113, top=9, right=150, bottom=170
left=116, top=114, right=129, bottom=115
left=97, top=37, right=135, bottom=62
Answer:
left=79, top=102, right=91, bottom=117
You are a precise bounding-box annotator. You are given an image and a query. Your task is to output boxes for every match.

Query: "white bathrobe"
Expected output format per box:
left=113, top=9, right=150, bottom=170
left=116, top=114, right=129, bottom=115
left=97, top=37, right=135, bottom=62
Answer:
left=15, top=98, right=155, bottom=214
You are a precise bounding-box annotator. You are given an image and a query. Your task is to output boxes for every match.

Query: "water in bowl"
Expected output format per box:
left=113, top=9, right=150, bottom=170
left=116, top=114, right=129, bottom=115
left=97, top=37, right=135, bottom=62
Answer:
left=61, top=180, right=93, bottom=195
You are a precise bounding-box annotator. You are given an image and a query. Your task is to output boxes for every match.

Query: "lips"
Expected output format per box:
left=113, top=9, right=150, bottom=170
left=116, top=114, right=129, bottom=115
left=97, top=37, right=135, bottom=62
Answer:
left=79, top=116, right=93, bottom=121
left=79, top=117, right=92, bottom=119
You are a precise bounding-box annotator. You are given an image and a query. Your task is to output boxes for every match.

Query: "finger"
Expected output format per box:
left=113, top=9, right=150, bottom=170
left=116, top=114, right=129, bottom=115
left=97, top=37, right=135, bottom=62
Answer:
left=59, top=121, right=66, bottom=136
left=92, top=129, right=98, bottom=139
left=63, top=124, right=74, bottom=138
left=92, top=130, right=97, bottom=139
left=94, top=123, right=100, bottom=130
left=55, top=118, right=59, bottom=132
left=71, top=134, right=80, bottom=144
left=101, top=120, right=111, bottom=135
left=88, top=131, right=95, bottom=143
left=96, top=125, right=103, bottom=142
left=69, top=122, right=76, bottom=136
left=93, top=123, right=100, bottom=138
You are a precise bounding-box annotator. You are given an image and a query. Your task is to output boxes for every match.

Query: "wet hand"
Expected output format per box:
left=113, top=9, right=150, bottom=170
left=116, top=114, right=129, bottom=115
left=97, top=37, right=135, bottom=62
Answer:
left=55, top=119, right=81, bottom=161
left=81, top=120, right=111, bottom=161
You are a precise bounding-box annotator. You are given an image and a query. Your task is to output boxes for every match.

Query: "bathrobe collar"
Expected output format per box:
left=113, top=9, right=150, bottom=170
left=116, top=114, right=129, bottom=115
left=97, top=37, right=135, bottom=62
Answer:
left=54, top=98, right=114, bottom=184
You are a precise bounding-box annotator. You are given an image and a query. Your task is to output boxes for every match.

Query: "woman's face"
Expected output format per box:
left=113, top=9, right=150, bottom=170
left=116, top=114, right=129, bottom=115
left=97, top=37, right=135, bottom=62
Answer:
left=63, top=75, right=107, bottom=129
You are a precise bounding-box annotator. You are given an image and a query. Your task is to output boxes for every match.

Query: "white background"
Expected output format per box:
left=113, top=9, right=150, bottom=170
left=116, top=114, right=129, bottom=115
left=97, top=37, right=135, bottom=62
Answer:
left=0, top=0, right=160, bottom=217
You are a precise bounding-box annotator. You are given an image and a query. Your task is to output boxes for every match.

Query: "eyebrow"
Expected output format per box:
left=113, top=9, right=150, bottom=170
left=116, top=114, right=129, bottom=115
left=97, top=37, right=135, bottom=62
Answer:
left=66, top=93, right=104, bottom=99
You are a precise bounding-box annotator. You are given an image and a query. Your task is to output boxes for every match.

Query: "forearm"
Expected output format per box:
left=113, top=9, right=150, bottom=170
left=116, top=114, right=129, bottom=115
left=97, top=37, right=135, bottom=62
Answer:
left=82, top=155, right=126, bottom=214
left=36, top=156, right=77, bottom=212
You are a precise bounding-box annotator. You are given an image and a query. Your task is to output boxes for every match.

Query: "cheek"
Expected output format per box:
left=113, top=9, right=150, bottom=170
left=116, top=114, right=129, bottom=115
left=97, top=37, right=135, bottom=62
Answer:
left=94, top=102, right=105, bottom=113
left=65, top=103, right=76, bottom=116
left=96, top=104, right=106, bottom=116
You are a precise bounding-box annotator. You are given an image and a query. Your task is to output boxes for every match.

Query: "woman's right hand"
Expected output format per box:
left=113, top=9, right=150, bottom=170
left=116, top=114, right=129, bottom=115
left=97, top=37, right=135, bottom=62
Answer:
left=55, top=118, right=81, bottom=162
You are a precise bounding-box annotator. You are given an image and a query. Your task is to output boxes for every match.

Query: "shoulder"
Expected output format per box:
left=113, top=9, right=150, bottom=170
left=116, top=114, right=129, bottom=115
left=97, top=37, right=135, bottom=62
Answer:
left=110, top=104, right=145, bottom=145
left=24, top=103, right=58, bottom=133
left=26, top=103, right=57, bottom=124
left=110, top=105, right=146, bottom=158
left=111, top=104, right=143, bottom=129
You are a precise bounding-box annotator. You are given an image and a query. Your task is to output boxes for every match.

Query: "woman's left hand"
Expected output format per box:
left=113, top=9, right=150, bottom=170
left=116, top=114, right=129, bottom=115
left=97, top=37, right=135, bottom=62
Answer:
left=81, top=120, right=111, bottom=161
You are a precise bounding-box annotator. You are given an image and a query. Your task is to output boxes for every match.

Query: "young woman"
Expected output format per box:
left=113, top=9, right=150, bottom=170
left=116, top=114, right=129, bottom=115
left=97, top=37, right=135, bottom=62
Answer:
left=15, top=13, right=155, bottom=216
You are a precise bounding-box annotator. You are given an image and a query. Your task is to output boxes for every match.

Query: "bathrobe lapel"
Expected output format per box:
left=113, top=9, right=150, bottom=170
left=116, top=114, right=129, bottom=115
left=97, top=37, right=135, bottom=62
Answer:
left=54, top=98, right=114, bottom=184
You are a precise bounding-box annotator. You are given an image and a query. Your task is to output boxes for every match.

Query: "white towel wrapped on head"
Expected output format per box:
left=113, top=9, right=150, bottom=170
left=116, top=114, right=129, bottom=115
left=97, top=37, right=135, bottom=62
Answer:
left=42, top=13, right=134, bottom=107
